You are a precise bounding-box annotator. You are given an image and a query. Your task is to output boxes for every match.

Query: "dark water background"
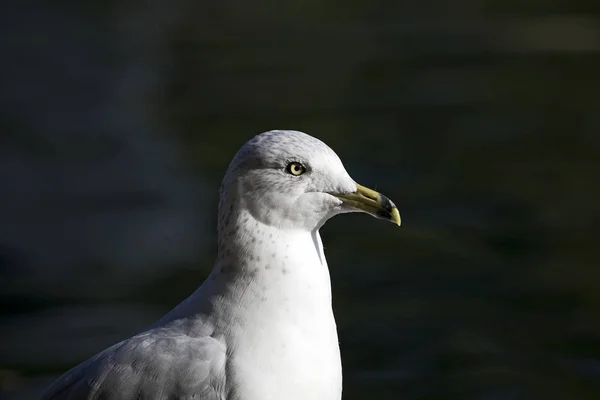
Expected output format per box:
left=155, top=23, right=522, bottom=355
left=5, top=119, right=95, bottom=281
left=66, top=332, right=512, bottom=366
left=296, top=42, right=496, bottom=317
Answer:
left=1, top=1, right=600, bottom=399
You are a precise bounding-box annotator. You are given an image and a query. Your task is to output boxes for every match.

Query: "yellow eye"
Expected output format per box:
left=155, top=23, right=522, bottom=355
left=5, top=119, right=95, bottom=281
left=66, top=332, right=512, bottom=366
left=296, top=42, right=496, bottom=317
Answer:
left=286, top=162, right=306, bottom=176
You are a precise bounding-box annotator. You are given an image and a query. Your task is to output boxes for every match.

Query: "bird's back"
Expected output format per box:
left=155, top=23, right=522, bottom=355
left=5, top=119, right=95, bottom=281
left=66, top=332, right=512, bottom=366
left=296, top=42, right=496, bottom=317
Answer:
left=40, top=320, right=227, bottom=400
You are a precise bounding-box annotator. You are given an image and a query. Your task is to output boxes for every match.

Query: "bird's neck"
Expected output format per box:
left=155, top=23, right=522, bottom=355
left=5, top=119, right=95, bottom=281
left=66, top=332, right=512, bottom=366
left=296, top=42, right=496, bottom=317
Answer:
left=212, top=208, right=332, bottom=315
left=160, top=207, right=334, bottom=328
left=201, top=210, right=340, bottom=400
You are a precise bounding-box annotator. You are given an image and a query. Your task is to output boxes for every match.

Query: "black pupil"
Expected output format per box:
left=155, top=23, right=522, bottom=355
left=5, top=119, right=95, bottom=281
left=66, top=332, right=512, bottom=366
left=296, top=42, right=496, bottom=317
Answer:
left=291, top=163, right=302, bottom=174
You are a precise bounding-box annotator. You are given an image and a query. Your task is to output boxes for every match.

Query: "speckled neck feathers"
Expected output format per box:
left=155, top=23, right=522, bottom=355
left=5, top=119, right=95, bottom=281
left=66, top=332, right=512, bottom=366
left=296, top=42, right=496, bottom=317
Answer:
left=205, top=185, right=341, bottom=400
left=215, top=189, right=327, bottom=278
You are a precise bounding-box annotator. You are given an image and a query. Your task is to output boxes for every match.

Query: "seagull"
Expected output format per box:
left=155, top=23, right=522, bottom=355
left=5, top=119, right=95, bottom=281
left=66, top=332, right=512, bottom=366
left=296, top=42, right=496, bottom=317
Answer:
left=41, top=130, right=401, bottom=400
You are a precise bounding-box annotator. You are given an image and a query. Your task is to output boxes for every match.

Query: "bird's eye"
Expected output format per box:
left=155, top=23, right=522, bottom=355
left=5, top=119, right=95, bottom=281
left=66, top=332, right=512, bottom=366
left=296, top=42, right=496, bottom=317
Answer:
left=286, top=162, right=306, bottom=176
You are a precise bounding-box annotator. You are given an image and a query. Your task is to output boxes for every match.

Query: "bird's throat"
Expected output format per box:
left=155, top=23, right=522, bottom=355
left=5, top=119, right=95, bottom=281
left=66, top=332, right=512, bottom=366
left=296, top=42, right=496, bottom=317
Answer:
left=213, top=213, right=333, bottom=318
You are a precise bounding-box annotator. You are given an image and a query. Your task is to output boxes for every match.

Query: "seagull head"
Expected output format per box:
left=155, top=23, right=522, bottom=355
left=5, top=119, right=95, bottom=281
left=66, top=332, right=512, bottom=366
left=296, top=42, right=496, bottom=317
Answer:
left=220, top=130, right=401, bottom=231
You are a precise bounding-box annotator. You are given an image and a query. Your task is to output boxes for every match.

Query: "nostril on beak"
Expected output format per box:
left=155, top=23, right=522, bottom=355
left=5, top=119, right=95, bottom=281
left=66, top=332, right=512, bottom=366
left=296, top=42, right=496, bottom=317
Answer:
left=363, top=192, right=378, bottom=201
left=358, top=189, right=379, bottom=202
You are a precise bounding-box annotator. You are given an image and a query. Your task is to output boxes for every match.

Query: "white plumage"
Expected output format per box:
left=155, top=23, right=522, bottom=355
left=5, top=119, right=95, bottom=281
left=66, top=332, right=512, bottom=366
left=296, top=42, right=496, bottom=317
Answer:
left=41, top=130, right=399, bottom=400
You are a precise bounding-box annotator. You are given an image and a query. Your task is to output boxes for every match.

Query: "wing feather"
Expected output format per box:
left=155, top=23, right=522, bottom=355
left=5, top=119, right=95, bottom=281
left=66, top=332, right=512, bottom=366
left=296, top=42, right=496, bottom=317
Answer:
left=41, top=325, right=227, bottom=400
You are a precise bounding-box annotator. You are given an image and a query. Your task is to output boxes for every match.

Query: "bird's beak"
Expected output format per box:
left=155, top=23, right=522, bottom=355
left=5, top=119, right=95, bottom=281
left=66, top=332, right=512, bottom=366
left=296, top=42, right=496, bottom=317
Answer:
left=332, top=183, right=401, bottom=226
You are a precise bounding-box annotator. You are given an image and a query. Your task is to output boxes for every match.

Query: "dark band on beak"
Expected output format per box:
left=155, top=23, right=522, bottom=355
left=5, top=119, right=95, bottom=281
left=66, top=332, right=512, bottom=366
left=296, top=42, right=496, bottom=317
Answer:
left=377, top=194, right=398, bottom=221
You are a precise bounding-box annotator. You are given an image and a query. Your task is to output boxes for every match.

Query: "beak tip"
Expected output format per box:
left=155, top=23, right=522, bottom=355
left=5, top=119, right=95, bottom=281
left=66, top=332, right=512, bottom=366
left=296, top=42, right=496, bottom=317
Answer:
left=390, top=207, right=402, bottom=226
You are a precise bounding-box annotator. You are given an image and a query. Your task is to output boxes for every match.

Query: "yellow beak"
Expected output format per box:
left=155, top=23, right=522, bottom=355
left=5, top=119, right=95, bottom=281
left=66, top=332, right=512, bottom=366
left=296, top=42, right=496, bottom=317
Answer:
left=333, top=183, right=401, bottom=226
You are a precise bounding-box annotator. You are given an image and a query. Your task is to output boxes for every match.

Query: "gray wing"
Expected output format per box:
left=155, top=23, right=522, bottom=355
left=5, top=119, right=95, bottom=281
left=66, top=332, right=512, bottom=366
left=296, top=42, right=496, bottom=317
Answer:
left=40, top=325, right=227, bottom=400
